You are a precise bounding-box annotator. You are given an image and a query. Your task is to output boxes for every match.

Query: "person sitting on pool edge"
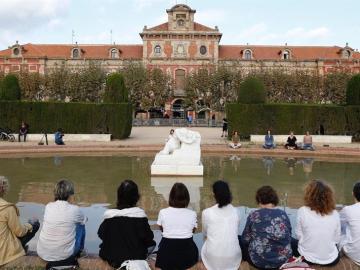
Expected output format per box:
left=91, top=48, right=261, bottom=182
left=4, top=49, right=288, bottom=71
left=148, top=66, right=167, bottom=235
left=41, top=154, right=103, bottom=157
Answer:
left=98, top=180, right=156, bottom=269
left=285, top=131, right=298, bottom=150
left=55, top=128, right=65, bottom=145
left=263, top=130, right=276, bottom=149
left=340, top=181, right=360, bottom=265
left=0, top=176, right=40, bottom=267
left=37, top=179, right=87, bottom=269
left=301, top=131, right=315, bottom=151
left=229, top=131, right=241, bottom=149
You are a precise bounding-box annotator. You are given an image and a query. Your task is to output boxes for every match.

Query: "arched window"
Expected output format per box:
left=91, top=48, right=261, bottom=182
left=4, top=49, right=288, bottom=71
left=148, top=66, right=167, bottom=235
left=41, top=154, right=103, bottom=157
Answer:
left=13, top=47, right=20, bottom=56
left=110, top=48, right=118, bottom=59
left=72, top=48, right=80, bottom=59
left=177, top=19, right=185, bottom=27
left=154, top=45, right=161, bottom=54
left=282, top=50, right=290, bottom=60
left=244, top=49, right=252, bottom=60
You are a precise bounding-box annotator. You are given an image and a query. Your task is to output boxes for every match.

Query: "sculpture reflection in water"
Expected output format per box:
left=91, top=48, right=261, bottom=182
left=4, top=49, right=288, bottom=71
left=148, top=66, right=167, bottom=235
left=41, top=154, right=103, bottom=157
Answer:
left=151, top=177, right=203, bottom=213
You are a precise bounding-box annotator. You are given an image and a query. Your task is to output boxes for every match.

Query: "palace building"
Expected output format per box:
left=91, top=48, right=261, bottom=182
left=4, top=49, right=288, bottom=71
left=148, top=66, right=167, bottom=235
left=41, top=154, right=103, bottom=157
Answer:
left=0, top=4, right=360, bottom=118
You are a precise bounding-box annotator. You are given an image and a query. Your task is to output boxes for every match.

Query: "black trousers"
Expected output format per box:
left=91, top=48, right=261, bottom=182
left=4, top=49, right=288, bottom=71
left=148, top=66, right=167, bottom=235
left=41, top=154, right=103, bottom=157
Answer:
left=18, top=221, right=40, bottom=248
left=18, top=133, right=27, bottom=142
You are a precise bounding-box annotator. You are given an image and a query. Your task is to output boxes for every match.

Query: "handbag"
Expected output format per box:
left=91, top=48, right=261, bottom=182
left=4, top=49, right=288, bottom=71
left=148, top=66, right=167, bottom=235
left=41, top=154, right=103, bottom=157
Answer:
left=119, top=260, right=151, bottom=270
left=280, top=256, right=315, bottom=270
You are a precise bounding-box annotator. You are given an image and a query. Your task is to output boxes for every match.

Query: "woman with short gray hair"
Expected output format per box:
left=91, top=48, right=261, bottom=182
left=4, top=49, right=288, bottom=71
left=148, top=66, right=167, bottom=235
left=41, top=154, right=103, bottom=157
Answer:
left=37, top=179, right=87, bottom=267
left=0, top=176, right=40, bottom=266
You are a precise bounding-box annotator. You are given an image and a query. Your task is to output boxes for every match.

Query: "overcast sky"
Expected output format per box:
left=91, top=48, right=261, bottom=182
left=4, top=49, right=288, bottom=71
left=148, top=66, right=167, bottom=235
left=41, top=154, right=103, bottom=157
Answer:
left=0, top=0, right=359, bottom=50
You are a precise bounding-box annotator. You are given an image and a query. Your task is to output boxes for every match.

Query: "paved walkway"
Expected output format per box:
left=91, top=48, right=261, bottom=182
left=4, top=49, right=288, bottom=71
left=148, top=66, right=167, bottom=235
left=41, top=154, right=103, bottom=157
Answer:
left=0, top=127, right=359, bottom=160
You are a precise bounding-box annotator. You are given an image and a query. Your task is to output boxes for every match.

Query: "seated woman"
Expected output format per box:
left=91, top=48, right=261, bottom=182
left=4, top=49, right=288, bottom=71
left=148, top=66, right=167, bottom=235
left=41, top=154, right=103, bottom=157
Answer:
left=340, top=181, right=360, bottom=265
left=54, top=129, right=65, bottom=145
left=0, top=176, right=40, bottom=267
left=37, top=180, right=87, bottom=268
left=293, top=180, right=340, bottom=266
left=229, top=131, right=241, bottom=149
left=240, top=186, right=292, bottom=270
left=263, top=130, right=276, bottom=149
left=285, top=131, right=298, bottom=149
left=301, top=131, right=315, bottom=151
left=156, top=183, right=198, bottom=270
left=98, top=180, right=155, bottom=269
left=201, top=180, right=242, bottom=270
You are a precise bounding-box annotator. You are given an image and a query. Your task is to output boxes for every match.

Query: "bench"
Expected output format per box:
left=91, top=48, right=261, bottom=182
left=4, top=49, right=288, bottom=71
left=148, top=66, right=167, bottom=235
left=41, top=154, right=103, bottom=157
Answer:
left=13, top=134, right=112, bottom=142
left=250, top=135, right=352, bottom=145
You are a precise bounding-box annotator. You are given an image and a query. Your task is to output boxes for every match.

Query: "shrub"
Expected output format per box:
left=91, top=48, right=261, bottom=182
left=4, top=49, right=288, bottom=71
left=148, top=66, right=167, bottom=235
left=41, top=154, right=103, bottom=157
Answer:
left=346, top=74, right=360, bottom=105
left=0, top=74, right=21, bottom=100
left=104, top=73, right=128, bottom=103
left=0, top=101, right=132, bottom=139
left=226, top=103, right=360, bottom=138
left=237, top=76, right=266, bottom=104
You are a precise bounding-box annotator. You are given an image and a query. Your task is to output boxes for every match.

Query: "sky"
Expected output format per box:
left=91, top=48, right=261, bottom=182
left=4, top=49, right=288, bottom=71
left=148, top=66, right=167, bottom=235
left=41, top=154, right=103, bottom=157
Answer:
left=0, top=0, right=359, bottom=50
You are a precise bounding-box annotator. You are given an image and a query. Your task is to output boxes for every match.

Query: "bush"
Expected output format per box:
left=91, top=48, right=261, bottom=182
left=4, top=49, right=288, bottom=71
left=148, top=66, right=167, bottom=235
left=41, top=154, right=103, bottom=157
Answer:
left=104, top=73, right=128, bottom=103
left=226, top=103, right=360, bottom=138
left=346, top=74, right=360, bottom=105
left=0, top=74, right=21, bottom=100
left=0, top=101, right=132, bottom=139
left=237, top=76, right=266, bottom=104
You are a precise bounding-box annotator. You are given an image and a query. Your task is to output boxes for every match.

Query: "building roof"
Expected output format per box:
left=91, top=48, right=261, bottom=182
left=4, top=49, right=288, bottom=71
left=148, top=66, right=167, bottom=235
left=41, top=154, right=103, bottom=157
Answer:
left=146, top=22, right=217, bottom=32
left=219, top=45, right=360, bottom=60
left=0, top=43, right=143, bottom=59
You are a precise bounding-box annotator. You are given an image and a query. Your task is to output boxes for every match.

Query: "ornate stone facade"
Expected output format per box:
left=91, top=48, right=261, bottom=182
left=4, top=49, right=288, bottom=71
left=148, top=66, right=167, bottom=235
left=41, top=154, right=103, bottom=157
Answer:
left=0, top=4, right=359, bottom=118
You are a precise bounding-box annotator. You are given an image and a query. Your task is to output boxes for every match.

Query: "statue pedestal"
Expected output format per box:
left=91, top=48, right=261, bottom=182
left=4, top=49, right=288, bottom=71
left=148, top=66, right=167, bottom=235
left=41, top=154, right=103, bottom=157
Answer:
left=151, top=162, right=203, bottom=176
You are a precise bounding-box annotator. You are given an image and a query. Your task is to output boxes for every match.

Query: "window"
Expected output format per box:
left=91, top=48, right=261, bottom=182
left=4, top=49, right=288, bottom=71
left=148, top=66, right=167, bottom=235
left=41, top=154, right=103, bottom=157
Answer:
left=13, top=47, right=20, bottom=56
left=345, top=50, right=351, bottom=59
left=175, top=69, right=186, bottom=90
left=154, top=45, right=161, bottom=54
left=244, top=49, right=252, bottom=60
left=283, top=50, right=290, bottom=60
left=72, top=48, right=80, bottom=59
left=200, top=45, right=207, bottom=55
left=110, top=49, right=118, bottom=59
left=177, top=19, right=185, bottom=27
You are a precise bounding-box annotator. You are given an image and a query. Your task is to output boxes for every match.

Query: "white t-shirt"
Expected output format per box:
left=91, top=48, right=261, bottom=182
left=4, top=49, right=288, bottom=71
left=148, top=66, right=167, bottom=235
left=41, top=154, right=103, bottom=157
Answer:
left=296, top=206, right=340, bottom=264
left=201, top=204, right=242, bottom=270
left=37, top=200, right=87, bottom=261
left=157, top=207, right=197, bottom=239
left=340, top=202, right=360, bottom=264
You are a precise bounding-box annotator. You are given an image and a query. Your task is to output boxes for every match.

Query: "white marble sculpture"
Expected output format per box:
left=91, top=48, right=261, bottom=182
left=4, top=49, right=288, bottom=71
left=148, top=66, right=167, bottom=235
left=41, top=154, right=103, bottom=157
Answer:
left=151, top=128, right=204, bottom=175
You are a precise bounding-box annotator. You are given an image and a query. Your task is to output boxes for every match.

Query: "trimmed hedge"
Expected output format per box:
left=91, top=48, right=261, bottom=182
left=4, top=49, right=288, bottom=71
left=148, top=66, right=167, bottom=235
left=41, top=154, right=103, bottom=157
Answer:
left=0, top=74, right=21, bottom=101
left=104, top=73, right=128, bottom=103
left=226, top=103, right=360, bottom=140
left=237, top=76, right=266, bottom=104
left=346, top=74, right=360, bottom=105
left=0, top=101, right=132, bottom=139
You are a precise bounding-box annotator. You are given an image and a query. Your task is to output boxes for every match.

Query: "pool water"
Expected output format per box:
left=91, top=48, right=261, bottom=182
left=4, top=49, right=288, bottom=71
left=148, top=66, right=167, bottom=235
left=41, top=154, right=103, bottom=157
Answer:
left=1, top=154, right=359, bottom=254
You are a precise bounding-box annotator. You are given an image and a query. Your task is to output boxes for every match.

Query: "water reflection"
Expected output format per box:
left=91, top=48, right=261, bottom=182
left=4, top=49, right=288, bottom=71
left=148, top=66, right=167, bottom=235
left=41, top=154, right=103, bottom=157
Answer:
left=151, top=177, right=203, bottom=213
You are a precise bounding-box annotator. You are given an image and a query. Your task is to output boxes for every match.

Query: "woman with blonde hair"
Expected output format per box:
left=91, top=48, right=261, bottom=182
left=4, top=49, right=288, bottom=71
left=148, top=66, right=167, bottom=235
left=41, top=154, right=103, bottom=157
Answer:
left=294, top=180, right=340, bottom=266
left=0, top=176, right=40, bottom=266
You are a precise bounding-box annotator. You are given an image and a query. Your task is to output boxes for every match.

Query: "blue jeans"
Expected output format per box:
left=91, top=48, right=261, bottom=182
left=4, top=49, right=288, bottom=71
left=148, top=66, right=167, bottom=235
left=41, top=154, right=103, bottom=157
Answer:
left=302, top=143, right=315, bottom=151
left=73, top=224, right=86, bottom=257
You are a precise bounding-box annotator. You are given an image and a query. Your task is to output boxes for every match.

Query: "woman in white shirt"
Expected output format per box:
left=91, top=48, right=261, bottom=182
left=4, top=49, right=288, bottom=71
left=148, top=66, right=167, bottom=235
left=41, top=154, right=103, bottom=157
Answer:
left=37, top=180, right=87, bottom=267
left=201, top=180, right=241, bottom=270
left=155, top=183, right=198, bottom=270
left=294, top=180, right=340, bottom=266
left=340, top=181, right=360, bottom=265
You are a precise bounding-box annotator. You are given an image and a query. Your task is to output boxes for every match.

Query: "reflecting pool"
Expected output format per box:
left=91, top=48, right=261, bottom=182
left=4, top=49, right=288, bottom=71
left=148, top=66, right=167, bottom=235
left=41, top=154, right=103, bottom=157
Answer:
left=1, top=154, right=359, bottom=254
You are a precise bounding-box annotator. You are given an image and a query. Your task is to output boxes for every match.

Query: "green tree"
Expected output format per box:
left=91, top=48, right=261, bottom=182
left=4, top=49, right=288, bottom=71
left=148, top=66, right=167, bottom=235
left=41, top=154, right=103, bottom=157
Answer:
left=346, top=74, right=360, bottom=105
left=0, top=74, right=21, bottom=100
left=237, top=76, right=266, bottom=104
left=104, top=72, right=128, bottom=103
left=18, top=71, right=44, bottom=101
left=122, top=62, right=147, bottom=107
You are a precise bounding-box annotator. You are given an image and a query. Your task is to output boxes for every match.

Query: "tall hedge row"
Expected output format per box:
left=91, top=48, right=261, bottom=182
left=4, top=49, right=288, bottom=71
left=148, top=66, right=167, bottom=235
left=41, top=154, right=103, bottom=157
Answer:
left=0, top=101, right=132, bottom=139
left=226, top=103, right=360, bottom=139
